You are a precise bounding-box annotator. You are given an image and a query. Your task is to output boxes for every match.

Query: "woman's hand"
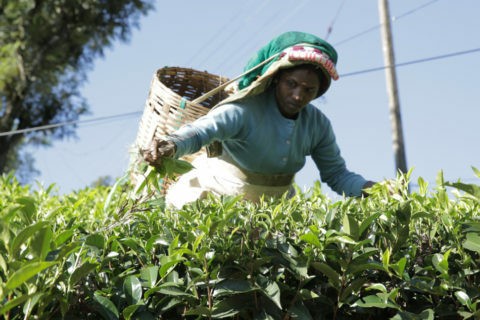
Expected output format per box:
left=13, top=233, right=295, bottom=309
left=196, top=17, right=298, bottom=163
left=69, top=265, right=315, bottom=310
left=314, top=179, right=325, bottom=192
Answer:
left=361, top=181, right=376, bottom=197
left=141, top=139, right=176, bottom=167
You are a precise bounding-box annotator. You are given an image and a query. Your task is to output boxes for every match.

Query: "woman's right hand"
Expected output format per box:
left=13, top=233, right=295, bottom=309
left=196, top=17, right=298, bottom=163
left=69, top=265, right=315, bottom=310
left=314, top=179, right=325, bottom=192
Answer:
left=141, top=139, right=176, bottom=167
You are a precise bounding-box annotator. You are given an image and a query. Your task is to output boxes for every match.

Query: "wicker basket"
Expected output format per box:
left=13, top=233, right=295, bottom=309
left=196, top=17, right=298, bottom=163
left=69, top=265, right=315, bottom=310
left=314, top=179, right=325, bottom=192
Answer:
left=132, top=67, right=230, bottom=192
left=136, top=67, right=229, bottom=152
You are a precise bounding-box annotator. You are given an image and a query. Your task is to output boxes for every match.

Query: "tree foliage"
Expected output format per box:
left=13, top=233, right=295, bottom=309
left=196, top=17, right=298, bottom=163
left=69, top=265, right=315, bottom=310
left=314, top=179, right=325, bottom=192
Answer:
left=0, top=0, right=154, bottom=179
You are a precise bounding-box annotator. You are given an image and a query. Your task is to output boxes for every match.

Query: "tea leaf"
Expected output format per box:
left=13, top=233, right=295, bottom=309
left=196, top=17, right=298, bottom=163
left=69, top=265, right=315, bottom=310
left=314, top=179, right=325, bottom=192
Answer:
left=366, top=283, right=387, bottom=293
left=353, top=294, right=398, bottom=309
left=103, top=173, right=128, bottom=213
left=391, top=309, right=434, bottom=320
left=120, top=237, right=143, bottom=252
left=299, top=232, right=322, bottom=248
left=445, top=181, right=480, bottom=199
left=213, top=279, right=256, bottom=297
left=327, top=235, right=357, bottom=245
left=211, top=299, right=242, bottom=318
left=184, top=306, right=211, bottom=317
left=382, top=248, right=391, bottom=269
left=311, top=262, right=340, bottom=287
left=56, top=241, right=82, bottom=261
left=340, top=278, right=369, bottom=302
left=86, top=233, right=106, bottom=250
left=5, top=261, right=57, bottom=291
left=463, top=233, right=480, bottom=253
left=22, top=293, right=42, bottom=318
left=343, top=214, right=359, bottom=240
left=287, top=300, right=313, bottom=320
left=359, top=212, right=382, bottom=238
left=261, top=280, right=282, bottom=309
left=30, top=226, right=53, bottom=260
left=123, top=304, right=141, bottom=320
left=124, top=275, right=143, bottom=305
left=93, top=292, right=120, bottom=320
left=16, top=196, right=37, bottom=222
left=299, top=289, right=319, bottom=300
left=347, top=261, right=386, bottom=275
left=159, top=256, right=186, bottom=278
left=390, top=257, right=407, bottom=277
left=140, top=266, right=159, bottom=288
left=54, top=229, right=75, bottom=247
left=432, top=250, right=450, bottom=275
left=0, top=254, right=7, bottom=274
left=455, top=291, right=471, bottom=306
left=0, top=294, right=33, bottom=315
left=462, top=222, right=480, bottom=233
left=156, top=285, right=195, bottom=298
left=162, top=158, right=194, bottom=176
left=472, top=166, right=480, bottom=179
left=69, top=261, right=99, bottom=286
left=11, top=221, right=50, bottom=258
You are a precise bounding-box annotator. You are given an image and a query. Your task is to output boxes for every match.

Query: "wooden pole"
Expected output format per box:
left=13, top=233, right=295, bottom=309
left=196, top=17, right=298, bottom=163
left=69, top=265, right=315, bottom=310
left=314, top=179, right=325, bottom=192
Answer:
left=378, top=0, right=408, bottom=174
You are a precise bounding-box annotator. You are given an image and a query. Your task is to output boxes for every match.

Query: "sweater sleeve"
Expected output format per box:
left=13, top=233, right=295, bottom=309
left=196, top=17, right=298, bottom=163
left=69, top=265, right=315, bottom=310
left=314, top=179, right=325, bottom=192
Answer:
left=167, top=104, right=244, bottom=158
left=311, top=118, right=367, bottom=197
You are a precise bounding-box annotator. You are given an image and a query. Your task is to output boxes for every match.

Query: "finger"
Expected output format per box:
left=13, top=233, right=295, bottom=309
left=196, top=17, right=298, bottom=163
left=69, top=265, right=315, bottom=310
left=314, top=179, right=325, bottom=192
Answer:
left=151, top=141, right=159, bottom=160
left=141, top=148, right=152, bottom=161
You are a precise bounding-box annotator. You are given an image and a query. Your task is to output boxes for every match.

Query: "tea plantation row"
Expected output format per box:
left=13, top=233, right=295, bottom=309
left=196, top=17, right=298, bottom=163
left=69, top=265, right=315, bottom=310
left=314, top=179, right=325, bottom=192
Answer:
left=1, top=169, right=479, bottom=319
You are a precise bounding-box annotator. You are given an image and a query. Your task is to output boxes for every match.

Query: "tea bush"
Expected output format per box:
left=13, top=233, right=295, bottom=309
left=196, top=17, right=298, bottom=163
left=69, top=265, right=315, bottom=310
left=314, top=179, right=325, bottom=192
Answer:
left=1, top=169, right=479, bottom=319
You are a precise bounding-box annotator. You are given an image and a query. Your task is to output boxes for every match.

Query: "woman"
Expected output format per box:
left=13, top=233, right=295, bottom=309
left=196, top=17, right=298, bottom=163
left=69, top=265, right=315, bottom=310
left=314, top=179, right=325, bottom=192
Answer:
left=143, top=31, right=375, bottom=208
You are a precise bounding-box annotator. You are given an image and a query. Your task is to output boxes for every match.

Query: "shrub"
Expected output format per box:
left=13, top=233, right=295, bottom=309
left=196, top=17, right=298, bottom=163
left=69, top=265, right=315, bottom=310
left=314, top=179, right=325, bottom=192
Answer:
left=1, top=169, right=479, bottom=319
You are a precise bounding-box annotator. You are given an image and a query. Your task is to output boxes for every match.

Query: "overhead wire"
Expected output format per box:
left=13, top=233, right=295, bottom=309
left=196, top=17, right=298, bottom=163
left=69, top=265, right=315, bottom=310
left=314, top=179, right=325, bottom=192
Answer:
left=333, top=0, right=441, bottom=46
left=0, top=111, right=142, bottom=137
left=340, top=46, right=480, bottom=78
left=185, top=0, right=258, bottom=68
left=212, top=0, right=284, bottom=73
left=192, top=0, right=275, bottom=72
left=55, top=118, right=136, bottom=156
left=324, top=0, right=347, bottom=40
left=3, top=45, right=479, bottom=138
left=214, top=0, right=311, bottom=73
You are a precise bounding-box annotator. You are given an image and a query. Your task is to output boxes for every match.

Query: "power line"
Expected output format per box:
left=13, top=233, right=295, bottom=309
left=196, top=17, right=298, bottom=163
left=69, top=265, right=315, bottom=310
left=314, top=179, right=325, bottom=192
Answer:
left=0, top=111, right=142, bottom=137
left=324, top=0, right=347, bottom=40
left=185, top=0, right=258, bottom=68
left=212, top=0, right=286, bottom=73
left=340, top=46, right=480, bottom=78
left=333, top=0, right=441, bottom=46
left=2, top=45, right=479, bottom=138
left=214, top=0, right=311, bottom=73
left=392, top=0, right=440, bottom=22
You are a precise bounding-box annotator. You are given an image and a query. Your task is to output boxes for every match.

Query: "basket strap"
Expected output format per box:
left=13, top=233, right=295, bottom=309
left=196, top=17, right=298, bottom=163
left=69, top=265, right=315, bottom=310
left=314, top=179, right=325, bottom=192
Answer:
left=190, top=52, right=281, bottom=105
left=179, top=97, right=187, bottom=109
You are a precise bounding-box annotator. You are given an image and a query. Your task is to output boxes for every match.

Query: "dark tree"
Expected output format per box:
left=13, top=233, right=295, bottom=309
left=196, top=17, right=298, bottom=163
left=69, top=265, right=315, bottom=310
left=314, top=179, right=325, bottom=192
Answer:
left=0, top=0, right=154, bottom=180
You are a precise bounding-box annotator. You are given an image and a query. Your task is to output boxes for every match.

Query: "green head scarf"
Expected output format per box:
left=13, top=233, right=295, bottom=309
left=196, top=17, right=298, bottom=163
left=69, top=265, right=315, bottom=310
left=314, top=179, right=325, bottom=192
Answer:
left=237, top=31, right=339, bottom=97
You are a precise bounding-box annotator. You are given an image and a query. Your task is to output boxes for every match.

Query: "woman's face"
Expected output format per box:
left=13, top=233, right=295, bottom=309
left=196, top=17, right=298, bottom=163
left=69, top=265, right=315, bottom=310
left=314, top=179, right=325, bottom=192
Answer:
left=274, top=66, right=320, bottom=119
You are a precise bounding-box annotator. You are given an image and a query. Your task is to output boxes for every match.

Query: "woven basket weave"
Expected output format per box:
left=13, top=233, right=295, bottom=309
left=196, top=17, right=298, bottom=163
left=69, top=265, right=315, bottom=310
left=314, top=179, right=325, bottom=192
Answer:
left=132, top=67, right=230, bottom=192
left=136, top=67, right=229, bottom=153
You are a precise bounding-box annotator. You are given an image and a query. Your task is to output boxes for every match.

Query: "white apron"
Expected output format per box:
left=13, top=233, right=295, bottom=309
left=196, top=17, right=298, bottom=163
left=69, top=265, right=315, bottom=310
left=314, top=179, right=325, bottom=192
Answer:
left=165, top=154, right=295, bottom=209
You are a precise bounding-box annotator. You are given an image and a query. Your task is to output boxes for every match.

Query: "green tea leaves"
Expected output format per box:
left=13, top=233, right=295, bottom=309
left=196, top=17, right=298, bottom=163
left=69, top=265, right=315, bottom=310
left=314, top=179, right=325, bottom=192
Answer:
left=2, top=172, right=480, bottom=318
left=5, top=261, right=57, bottom=291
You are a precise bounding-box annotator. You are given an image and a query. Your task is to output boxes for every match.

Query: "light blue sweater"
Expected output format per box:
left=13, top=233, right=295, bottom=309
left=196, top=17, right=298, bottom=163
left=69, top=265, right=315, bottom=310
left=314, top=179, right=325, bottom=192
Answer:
left=169, top=88, right=367, bottom=196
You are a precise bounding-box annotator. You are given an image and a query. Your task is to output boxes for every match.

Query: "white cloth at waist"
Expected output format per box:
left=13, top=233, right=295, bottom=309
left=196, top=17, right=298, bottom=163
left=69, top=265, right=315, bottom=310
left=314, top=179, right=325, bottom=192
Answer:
left=165, top=154, right=295, bottom=209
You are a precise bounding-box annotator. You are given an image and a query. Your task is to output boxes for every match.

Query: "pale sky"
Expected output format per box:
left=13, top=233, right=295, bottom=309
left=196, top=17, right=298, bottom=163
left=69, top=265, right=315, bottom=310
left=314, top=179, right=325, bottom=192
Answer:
left=31, top=0, right=480, bottom=198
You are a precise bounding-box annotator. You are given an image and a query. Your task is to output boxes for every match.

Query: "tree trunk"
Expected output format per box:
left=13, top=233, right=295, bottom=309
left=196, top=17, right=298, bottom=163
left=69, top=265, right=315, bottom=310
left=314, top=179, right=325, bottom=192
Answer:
left=0, top=135, right=22, bottom=174
left=0, top=95, right=24, bottom=173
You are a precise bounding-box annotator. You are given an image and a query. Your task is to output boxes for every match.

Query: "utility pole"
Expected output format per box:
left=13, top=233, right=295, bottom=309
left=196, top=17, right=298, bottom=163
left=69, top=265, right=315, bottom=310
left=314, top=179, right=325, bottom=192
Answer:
left=378, top=0, right=408, bottom=174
